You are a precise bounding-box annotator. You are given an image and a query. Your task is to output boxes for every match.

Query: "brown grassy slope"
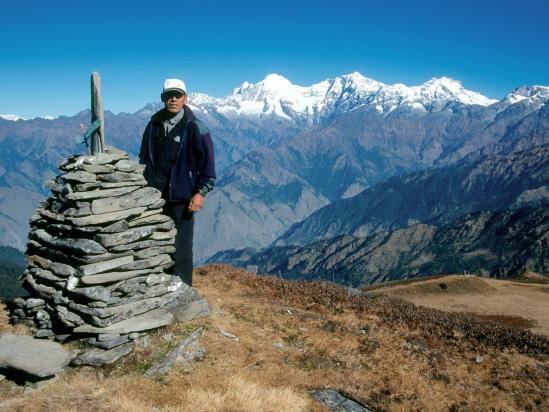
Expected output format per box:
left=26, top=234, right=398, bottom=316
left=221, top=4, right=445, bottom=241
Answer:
left=365, top=274, right=549, bottom=336
left=0, top=264, right=548, bottom=412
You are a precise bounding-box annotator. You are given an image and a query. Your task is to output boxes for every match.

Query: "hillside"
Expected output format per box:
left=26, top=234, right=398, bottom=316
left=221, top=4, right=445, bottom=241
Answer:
left=0, top=265, right=548, bottom=411
left=0, top=246, right=25, bottom=302
left=209, top=206, right=549, bottom=286
left=275, top=145, right=549, bottom=247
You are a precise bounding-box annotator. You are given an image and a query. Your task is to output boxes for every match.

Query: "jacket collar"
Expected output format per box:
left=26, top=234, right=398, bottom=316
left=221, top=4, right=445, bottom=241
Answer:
left=151, top=105, right=196, bottom=125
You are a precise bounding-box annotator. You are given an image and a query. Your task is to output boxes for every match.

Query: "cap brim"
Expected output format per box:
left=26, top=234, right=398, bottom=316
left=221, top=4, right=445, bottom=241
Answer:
left=163, top=88, right=186, bottom=94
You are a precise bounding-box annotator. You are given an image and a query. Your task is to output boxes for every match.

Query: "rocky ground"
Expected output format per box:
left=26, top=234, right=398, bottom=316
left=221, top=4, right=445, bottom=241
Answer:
left=1, top=264, right=548, bottom=411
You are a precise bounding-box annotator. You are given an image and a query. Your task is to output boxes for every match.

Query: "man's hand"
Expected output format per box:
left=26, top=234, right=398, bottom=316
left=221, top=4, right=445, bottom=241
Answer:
left=188, top=193, right=204, bottom=212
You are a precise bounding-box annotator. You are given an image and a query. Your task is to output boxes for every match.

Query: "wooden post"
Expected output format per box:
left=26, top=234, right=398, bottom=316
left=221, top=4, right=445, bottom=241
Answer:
left=90, top=72, right=105, bottom=154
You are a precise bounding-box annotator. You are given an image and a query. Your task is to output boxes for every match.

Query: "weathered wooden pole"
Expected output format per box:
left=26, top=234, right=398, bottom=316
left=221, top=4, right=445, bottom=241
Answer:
left=90, top=71, right=105, bottom=154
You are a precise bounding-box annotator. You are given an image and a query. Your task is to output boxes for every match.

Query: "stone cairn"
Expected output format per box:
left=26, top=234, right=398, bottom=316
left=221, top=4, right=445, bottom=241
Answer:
left=9, top=146, right=208, bottom=365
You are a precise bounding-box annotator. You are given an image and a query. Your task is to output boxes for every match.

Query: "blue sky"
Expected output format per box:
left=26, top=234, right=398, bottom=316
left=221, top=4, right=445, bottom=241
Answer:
left=1, top=0, right=548, bottom=118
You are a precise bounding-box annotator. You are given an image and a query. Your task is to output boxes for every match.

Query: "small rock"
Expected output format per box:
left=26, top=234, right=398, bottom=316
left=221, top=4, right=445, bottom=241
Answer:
left=144, top=329, right=205, bottom=378
left=97, top=333, right=120, bottom=342
left=12, top=297, right=26, bottom=308
left=475, top=356, right=484, bottom=364
left=25, top=298, right=45, bottom=310
left=218, top=328, right=239, bottom=341
left=35, top=329, right=55, bottom=339
left=72, top=342, right=135, bottom=367
left=113, top=159, right=138, bottom=172
left=141, top=335, right=150, bottom=348
left=273, top=342, right=284, bottom=350
left=90, top=335, right=130, bottom=350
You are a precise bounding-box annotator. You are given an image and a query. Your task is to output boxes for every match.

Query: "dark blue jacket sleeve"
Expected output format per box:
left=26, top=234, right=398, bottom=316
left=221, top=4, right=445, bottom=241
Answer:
left=139, top=123, right=152, bottom=165
left=193, top=123, right=216, bottom=193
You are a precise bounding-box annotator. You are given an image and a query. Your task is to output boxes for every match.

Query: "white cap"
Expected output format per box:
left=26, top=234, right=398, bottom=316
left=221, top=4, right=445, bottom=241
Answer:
left=163, top=78, right=186, bottom=94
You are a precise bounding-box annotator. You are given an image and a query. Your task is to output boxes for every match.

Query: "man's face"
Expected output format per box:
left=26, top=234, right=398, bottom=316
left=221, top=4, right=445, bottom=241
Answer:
left=162, top=91, right=187, bottom=113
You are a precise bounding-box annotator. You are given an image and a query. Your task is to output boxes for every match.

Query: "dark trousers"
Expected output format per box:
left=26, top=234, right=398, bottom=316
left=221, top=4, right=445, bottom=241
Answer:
left=163, top=202, right=194, bottom=287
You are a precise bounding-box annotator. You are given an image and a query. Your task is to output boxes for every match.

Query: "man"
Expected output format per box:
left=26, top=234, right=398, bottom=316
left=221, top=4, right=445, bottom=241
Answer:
left=139, top=78, right=215, bottom=286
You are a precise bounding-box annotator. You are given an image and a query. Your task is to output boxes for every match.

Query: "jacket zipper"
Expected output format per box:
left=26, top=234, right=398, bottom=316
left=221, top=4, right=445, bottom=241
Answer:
left=169, top=126, right=187, bottom=200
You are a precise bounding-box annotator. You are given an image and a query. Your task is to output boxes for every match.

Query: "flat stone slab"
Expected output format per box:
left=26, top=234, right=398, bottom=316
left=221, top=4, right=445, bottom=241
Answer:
left=30, top=229, right=106, bottom=255
left=83, top=152, right=128, bottom=165
left=65, top=186, right=139, bottom=201
left=94, top=225, right=158, bottom=247
left=78, top=255, right=134, bottom=276
left=0, top=333, right=73, bottom=378
left=309, top=389, right=374, bottom=412
left=72, top=342, right=135, bottom=367
left=68, top=207, right=146, bottom=226
left=81, top=268, right=156, bottom=285
left=171, top=297, right=212, bottom=322
left=110, top=238, right=174, bottom=252
left=97, top=172, right=144, bottom=183
left=91, top=187, right=161, bottom=214
left=128, top=213, right=171, bottom=227
left=60, top=171, right=96, bottom=183
left=73, top=308, right=173, bottom=334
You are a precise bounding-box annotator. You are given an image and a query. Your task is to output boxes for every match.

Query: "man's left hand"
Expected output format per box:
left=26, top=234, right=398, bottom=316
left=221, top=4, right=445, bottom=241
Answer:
left=188, top=193, right=204, bottom=212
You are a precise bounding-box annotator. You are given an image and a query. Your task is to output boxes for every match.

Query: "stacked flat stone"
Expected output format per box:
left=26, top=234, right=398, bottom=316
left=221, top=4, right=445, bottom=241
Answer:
left=10, top=146, right=188, bottom=353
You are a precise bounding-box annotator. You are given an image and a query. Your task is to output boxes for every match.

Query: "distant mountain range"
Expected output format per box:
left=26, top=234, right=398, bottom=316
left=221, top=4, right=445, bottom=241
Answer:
left=1, top=73, right=548, bottom=268
left=208, top=206, right=549, bottom=286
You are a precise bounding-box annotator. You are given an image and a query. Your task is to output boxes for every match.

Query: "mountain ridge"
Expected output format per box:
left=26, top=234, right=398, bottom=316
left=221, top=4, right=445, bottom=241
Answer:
left=0, top=73, right=548, bottom=261
left=209, top=206, right=549, bottom=286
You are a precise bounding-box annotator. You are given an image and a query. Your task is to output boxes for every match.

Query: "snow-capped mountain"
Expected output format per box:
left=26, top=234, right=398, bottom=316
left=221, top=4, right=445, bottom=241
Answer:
left=502, top=85, right=549, bottom=107
left=0, top=114, right=27, bottom=121
left=188, top=72, right=498, bottom=124
left=0, top=114, right=57, bottom=121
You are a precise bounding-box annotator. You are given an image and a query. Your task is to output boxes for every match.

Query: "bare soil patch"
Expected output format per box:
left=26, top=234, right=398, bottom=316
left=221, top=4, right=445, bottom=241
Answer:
left=367, top=274, right=549, bottom=336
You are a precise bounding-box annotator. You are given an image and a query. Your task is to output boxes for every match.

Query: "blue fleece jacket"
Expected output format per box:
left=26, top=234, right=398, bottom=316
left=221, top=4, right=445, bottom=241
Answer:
left=139, top=106, right=216, bottom=201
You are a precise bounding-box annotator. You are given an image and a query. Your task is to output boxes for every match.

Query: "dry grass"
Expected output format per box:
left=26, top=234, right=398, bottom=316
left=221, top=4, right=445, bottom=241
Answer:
left=1, top=265, right=549, bottom=411
left=369, top=274, right=549, bottom=336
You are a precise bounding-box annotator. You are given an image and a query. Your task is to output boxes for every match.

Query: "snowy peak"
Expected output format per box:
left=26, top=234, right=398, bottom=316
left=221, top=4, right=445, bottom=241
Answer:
left=232, top=73, right=297, bottom=102
left=369, top=77, right=497, bottom=114
left=418, top=77, right=497, bottom=106
left=504, top=85, right=549, bottom=105
left=0, top=114, right=26, bottom=121
left=189, top=72, right=500, bottom=121
left=512, top=85, right=549, bottom=97
left=0, top=114, right=58, bottom=121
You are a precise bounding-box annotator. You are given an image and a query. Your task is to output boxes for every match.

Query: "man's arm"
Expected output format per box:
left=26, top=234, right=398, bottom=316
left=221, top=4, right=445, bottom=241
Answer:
left=189, top=123, right=216, bottom=212
left=194, top=123, right=216, bottom=195
left=139, top=123, right=151, bottom=165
